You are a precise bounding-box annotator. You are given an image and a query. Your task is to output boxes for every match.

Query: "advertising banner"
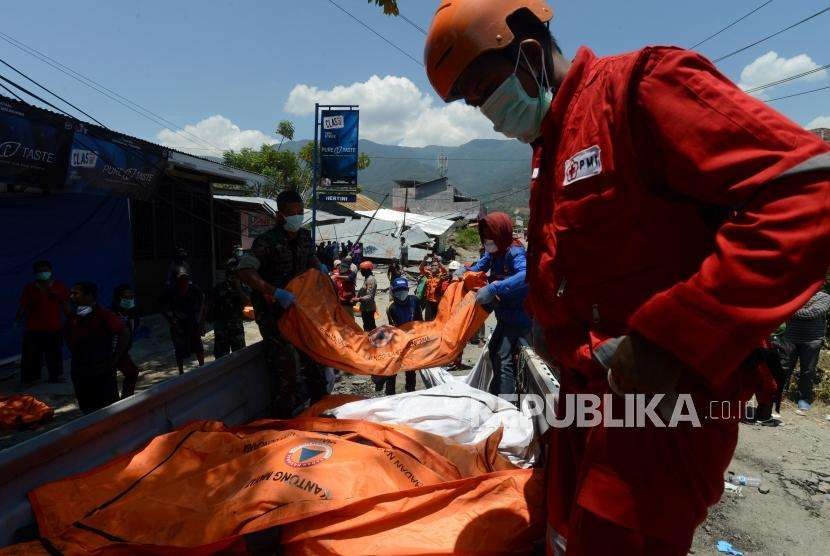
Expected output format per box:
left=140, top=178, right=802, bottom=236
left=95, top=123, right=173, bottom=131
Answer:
left=319, top=109, right=358, bottom=185
left=66, top=131, right=166, bottom=199
left=0, top=99, right=72, bottom=191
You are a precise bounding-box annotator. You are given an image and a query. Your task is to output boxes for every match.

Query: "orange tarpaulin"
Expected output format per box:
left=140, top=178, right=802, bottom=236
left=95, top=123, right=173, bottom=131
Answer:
left=278, top=269, right=489, bottom=376
left=17, top=418, right=544, bottom=554
left=0, top=394, right=53, bottom=430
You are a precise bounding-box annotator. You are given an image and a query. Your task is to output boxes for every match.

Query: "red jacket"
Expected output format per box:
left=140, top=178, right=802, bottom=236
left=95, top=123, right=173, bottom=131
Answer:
left=528, top=46, right=830, bottom=388
left=528, top=46, right=830, bottom=548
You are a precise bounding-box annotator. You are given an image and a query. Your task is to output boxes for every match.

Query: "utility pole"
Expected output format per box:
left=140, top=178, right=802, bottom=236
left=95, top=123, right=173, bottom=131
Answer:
left=311, top=103, right=319, bottom=243
left=354, top=194, right=390, bottom=246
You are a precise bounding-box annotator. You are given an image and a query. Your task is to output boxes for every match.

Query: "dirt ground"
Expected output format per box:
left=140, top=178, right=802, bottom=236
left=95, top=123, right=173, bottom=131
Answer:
left=690, top=401, right=830, bottom=555
left=2, top=264, right=828, bottom=554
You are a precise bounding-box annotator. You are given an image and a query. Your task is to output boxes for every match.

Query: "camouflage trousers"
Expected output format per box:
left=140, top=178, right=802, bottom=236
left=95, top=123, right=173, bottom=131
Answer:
left=213, top=322, right=245, bottom=358
left=257, top=313, right=327, bottom=418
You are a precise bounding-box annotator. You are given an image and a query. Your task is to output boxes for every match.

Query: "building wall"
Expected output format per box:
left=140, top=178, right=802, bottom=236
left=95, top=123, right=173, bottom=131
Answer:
left=131, top=176, right=214, bottom=314
left=392, top=178, right=480, bottom=217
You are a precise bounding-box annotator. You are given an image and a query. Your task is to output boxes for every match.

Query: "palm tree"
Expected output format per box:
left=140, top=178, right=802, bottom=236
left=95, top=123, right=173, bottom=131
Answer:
left=275, top=120, right=295, bottom=151
left=370, top=0, right=399, bottom=15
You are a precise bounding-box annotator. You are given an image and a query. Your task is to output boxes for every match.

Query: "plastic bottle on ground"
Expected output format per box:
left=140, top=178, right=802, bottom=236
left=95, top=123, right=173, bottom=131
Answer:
left=726, top=475, right=761, bottom=487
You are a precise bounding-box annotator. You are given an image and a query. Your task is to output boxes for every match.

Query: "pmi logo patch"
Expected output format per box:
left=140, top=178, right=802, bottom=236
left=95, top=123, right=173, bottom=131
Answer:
left=564, top=145, right=602, bottom=186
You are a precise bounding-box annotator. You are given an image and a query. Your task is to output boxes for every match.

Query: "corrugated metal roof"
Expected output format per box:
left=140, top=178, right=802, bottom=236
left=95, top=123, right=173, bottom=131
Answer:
left=355, top=208, right=456, bottom=236
left=1, top=95, right=269, bottom=186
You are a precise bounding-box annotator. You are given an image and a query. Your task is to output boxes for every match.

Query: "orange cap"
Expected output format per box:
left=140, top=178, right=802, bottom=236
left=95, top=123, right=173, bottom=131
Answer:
left=424, top=0, right=554, bottom=102
left=359, top=260, right=375, bottom=270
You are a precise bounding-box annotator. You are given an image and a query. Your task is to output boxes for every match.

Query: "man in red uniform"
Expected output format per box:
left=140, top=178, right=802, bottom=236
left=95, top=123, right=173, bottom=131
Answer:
left=16, top=260, right=70, bottom=384
left=424, top=1, right=830, bottom=554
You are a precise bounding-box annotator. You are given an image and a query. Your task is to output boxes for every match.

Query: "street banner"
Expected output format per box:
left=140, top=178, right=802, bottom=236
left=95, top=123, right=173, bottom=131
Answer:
left=66, top=131, right=166, bottom=199
left=0, top=98, right=72, bottom=192
left=319, top=109, right=358, bottom=185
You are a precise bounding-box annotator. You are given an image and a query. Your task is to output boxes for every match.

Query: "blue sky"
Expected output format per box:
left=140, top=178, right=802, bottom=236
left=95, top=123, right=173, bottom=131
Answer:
left=2, top=0, right=829, bottom=153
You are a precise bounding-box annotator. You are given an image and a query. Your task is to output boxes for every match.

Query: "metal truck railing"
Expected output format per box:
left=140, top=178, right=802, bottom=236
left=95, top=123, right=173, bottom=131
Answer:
left=0, top=343, right=274, bottom=547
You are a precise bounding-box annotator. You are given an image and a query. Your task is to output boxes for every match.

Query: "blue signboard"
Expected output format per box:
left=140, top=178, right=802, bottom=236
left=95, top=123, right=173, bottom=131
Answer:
left=0, top=98, right=72, bottom=191
left=65, top=131, right=165, bottom=199
left=319, top=109, right=359, bottom=185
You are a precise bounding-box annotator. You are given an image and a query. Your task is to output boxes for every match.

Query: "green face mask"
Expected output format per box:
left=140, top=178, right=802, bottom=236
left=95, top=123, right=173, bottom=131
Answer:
left=479, top=47, right=554, bottom=144
left=120, top=298, right=136, bottom=310
left=35, top=271, right=52, bottom=281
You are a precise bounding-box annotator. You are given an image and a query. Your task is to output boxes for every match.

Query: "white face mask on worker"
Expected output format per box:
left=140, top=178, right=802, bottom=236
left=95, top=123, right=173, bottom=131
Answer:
left=479, top=47, right=553, bottom=144
left=283, top=214, right=304, bottom=233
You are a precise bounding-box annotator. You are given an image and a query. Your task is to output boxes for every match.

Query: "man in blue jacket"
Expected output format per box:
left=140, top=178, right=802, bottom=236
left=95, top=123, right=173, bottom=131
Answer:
left=456, top=212, right=530, bottom=397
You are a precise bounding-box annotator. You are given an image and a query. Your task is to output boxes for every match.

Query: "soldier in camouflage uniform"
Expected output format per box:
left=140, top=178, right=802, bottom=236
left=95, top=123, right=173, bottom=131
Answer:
left=210, top=259, right=248, bottom=358
left=237, top=189, right=327, bottom=418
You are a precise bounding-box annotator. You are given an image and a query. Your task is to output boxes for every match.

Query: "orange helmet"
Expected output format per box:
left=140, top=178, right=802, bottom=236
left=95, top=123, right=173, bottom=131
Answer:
left=424, top=0, right=554, bottom=102
left=359, top=260, right=375, bottom=271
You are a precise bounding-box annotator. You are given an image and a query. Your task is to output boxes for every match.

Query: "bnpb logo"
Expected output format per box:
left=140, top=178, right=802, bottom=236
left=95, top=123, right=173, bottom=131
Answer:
left=285, top=442, right=333, bottom=468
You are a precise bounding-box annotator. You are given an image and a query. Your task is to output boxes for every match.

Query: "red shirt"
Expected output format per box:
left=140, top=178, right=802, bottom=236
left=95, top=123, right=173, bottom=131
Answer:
left=65, top=306, right=125, bottom=348
left=19, top=281, right=70, bottom=332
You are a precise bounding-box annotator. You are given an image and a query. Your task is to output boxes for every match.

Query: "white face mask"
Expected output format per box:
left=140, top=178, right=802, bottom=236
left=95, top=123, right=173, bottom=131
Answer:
left=393, top=290, right=409, bottom=302
left=484, top=240, right=499, bottom=254
left=76, top=305, right=93, bottom=316
left=479, top=47, right=553, bottom=144
left=283, top=214, right=304, bottom=233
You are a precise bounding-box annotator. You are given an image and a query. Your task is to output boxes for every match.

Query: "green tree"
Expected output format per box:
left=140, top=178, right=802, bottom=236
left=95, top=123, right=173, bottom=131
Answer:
left=275, top=120, right=295, bottom=151
left=223, top=131, right=372, bottom=199
left=223, top=144, right=306, bottom=198
left=370, top=0, right=399, bottom=15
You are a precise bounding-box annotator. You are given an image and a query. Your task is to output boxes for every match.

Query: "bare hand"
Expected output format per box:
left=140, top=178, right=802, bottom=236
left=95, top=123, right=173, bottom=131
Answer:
left=607, top=333, right=684, bottom=395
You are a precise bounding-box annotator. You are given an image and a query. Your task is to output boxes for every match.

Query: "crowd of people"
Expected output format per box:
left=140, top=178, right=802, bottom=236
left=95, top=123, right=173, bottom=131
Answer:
left=316, top=240, right=365, bottom=270
left=13, top=246, right=253, bottom=415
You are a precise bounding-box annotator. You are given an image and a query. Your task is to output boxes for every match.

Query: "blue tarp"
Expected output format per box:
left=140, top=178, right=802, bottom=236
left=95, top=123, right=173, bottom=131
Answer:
left=0, top=193, right=133, bottom=360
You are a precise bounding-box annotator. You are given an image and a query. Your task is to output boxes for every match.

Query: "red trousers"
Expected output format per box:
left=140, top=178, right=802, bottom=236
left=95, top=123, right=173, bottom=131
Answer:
left=545, top=374, right=744, bottom=555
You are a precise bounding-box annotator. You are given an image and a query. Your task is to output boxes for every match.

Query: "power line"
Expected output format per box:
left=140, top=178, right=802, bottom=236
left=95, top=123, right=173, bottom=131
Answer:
left=765, top=84, right=830, bottom=102
left=326, top=0, right=423, bottom=67
left=0, top=72, right=78, bottom=118
left=745, top=63, right=830, bottom=93
left=713, top=6, right=830, bottom=63
left=0, top=80, right=22, bottom=101
left=0, top=30, right=224, bottom=152
left=690, top=0, right=773, bottom=49
left=0, top=56, right=106, bottom=126
left=399, top=13, right=428, bottom=35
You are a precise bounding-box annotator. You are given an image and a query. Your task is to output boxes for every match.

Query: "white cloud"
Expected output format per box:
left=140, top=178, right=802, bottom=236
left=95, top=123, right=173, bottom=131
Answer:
left=806, top=115, right=830, bottom=129
left=156, top=115, right=275, bottom=156
left=738, top=51, right=827, bottom=98
left=284, top=75, right=502, bottom=147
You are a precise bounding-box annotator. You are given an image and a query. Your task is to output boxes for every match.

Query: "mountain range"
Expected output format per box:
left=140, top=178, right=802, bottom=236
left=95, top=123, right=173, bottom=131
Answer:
left=283, top=138, right=532, bottom=210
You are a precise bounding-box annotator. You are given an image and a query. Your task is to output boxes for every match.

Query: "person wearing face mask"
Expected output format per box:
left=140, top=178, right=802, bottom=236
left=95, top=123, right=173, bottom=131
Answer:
left=237, top=189, right=328, bottom=418
left=209, top=259, right=250, bottom=359
left=16, top=260, right=70, bottom=384
left=454, top=212, right=530, bottom=396
left=379, top=277, right=423, bottom=394
left=112, top=284, right=141, bottom=398
left=165, top=246, right=191, bottom=287
left=159, top=269, right=205, bottom=375
left=425, top=1, right=830, bottom=553
left=354, top=260, right=378, bottom=331
left=65, top=282, right=129, bottom=414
